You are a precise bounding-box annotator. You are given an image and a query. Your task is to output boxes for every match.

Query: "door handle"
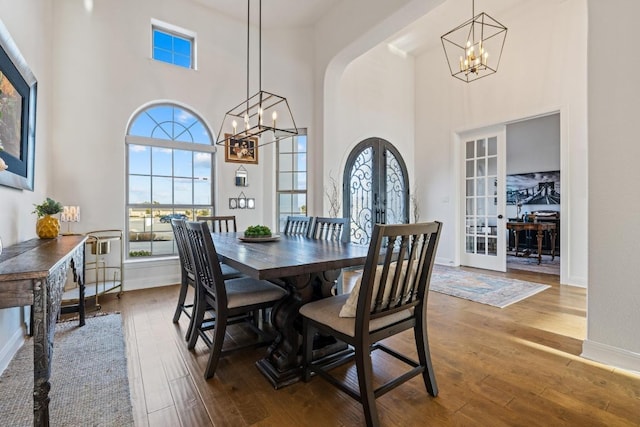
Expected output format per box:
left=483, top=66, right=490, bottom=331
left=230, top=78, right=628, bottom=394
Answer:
left=498, top=215, right=504, bottom=219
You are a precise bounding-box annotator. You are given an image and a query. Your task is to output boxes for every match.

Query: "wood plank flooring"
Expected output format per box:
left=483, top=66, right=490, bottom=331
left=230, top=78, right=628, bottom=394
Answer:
left=98, top=267, right=640, bottom=426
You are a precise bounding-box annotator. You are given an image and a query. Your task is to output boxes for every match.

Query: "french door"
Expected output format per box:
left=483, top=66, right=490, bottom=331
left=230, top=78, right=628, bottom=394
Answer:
left=343, top=138, right=409, bottom=245
left=460, top=127, right=507, bottom=271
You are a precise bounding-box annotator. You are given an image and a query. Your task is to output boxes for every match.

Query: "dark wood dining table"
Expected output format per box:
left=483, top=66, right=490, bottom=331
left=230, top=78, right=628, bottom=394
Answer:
left=211, top=232, right=370, bottom=388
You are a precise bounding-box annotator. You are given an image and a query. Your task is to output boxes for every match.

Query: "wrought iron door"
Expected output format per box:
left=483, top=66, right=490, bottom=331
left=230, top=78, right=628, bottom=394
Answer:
left=343, top=138, right=409, bottom=245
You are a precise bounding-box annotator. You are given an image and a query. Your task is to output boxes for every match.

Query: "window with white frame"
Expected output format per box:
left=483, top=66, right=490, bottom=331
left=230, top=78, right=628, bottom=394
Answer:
left=126, top=103, right=214, bottom=258
left=151, top=20, right=195, bottom=69
left=276, top=130, right=308, bottom=232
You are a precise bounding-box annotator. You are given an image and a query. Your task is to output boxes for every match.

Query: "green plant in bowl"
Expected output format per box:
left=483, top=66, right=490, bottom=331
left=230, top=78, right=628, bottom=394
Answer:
left=244, top=225, right=272, bottom=237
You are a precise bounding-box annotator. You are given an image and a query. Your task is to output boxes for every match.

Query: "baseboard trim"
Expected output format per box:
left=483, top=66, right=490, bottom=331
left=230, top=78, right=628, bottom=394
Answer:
left=0, top=327, right=25, bottom=376
left=581, top=339, right=640, bottom=375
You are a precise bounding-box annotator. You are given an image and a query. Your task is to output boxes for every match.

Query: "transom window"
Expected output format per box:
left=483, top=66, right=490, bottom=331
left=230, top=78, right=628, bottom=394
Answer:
left=276, top=130, right=308, bottom=232
left=126, top=104, right=214, bottom=258
left=151, top=21, right=195, bottom=69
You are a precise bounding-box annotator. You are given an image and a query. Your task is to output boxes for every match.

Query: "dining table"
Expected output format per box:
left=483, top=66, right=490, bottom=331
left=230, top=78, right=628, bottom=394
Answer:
left=211, top=232, right=370, bottom=388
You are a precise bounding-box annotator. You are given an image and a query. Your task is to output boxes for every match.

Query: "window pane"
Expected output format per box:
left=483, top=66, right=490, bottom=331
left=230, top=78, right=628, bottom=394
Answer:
left=153, top=48, right=172, bottom=64
left=152, top=176, right=173, bottom=204
left=129, top=145, right=150, bottom=174
left=280, top=138, right=293, bottom=152
left=152, top=147, right=172, bottom=176
left=174, top=150, right=193, bottom=177
left=194, top=180, right=211, bottom=204
left=153, top=30, right=172, bottom=50
left=279, top=172, right=293, bottom=191
left=129, top=175, right=151, bottom=204
left=279, top=153, right=293, bottom=171
left=295, top=153, right=307, bottom=171
left=194, top=152, right=211, bottom=179
left=173, top=37, right=191, bottom=56
left=174, top=178, right=192, bottom=204
left=293, top=172, right=306, bottom=190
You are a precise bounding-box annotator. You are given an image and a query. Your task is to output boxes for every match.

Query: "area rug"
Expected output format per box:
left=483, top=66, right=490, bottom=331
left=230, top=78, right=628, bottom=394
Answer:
left=430, top=265, right=550, bottom=308
left=0, top=314, right=134, bottom=426
left=507, top=254, right=560, bottom=275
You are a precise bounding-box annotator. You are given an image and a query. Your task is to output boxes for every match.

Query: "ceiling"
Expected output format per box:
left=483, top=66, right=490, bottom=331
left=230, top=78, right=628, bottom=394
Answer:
left=192, top=0, right=561, bottom=56
left=191, top=0, right=342, bottom=28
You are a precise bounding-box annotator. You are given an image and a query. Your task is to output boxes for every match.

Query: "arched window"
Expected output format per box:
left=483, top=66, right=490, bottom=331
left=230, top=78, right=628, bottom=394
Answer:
left=125, top=103, right=215, bottom=258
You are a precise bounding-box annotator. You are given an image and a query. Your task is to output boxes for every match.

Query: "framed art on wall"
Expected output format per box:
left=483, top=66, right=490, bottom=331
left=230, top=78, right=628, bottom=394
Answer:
left=224, top=134, right=258, bottom=164
left=0, top=19, right=37, bottom=191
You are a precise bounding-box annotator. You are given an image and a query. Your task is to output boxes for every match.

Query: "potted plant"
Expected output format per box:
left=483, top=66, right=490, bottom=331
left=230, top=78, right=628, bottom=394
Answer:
left=33, top=197, right=63, bottom=238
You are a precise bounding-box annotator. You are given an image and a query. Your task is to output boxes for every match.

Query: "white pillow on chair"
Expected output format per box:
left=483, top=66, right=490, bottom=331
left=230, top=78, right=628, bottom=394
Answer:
left=339, top=261, right=417, bottom=317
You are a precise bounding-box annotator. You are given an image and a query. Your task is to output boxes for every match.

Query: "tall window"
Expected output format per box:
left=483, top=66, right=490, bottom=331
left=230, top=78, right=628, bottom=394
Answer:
left=151, top=20, right=195, bottom=69
left=276, top=130, right=308, bottom=232
left=126, top=104, right=214, bottom=258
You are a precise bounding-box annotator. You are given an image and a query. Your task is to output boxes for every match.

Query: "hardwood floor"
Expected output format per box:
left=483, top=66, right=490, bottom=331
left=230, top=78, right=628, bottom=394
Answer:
left=98, top=267, right=640, bottom=426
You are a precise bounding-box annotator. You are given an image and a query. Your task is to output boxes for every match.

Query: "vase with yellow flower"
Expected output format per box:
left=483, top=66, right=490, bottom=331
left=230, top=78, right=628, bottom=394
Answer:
left=33, top=197, right=64, bottom=239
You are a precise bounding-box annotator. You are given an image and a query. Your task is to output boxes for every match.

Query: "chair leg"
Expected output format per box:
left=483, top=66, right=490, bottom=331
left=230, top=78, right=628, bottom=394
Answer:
left=415, top=318, right=438, bottom=396
left=173, top=276, right=189, bottom=323
left=302, top=319, right=315, bottom=382
left=204, top=314, right=228, bottom=379
left=354, top=345, right=380, bottom=427
left=187, top=290, right=206, bottom=350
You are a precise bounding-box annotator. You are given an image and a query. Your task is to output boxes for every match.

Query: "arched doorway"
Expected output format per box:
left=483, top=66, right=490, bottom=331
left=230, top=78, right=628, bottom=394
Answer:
left=343, top=138, right=409, bottom=245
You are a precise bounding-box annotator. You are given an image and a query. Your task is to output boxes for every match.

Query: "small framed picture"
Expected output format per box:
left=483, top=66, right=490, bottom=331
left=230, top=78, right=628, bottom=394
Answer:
left=225, top=134, right=258, bottom=164
left=229, top=198, right=238, bottom=209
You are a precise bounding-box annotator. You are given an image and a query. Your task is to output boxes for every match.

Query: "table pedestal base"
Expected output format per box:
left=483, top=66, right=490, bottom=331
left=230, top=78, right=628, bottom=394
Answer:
left=256, top=269, right=342, bottom=388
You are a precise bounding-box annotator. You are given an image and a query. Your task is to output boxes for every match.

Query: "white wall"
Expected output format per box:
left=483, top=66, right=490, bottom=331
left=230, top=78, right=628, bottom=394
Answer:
left=49, top=0, right=314, bottom=290
left=0, top=0, right=54, bottom=372
left=322, top=43, right=415, bottom=214
left=583, top=0, right=640, bottom=371
left=412, top=0, right=588, bottom=286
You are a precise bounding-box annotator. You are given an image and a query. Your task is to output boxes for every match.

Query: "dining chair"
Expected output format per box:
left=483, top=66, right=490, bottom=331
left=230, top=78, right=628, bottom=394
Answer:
left=196, top=215, right=238, bottom=233
left=309, top=217, right=349, bottom=295
left=170, top=219, right=242, bottom=342
left=300, top=221, right=442, bottom=427
left=283, top=215, right=313, bottom=237
left=309, top=217, right=349, bottom=243
left=184, top=220, right=288, bottom=379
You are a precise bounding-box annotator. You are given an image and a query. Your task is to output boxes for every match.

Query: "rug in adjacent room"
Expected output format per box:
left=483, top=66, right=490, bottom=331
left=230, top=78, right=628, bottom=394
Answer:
left=430, top=265, right=551, bottom=308
left=0, top=314, right=134, bottom=426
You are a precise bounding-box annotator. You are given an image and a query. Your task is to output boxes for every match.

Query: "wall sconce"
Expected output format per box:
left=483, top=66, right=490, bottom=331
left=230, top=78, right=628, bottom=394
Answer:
left=60, top=205, right=80, bottom=235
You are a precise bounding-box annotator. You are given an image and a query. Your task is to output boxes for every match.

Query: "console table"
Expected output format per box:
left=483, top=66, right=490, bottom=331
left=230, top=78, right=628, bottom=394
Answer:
left=506, top=222, right=556, bottom=264
left=0, top=235, right=86, bottom=427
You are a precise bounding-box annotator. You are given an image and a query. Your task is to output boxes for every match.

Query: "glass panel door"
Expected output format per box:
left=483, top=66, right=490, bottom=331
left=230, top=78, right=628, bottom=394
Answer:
left=461, top=128, right=506, bottom=271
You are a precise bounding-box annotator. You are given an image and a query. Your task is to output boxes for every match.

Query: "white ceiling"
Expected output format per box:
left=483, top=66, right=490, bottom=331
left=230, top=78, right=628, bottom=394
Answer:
left=192, top=0, right=564, bottom=56
left=191, top=0, right=342, bottom=28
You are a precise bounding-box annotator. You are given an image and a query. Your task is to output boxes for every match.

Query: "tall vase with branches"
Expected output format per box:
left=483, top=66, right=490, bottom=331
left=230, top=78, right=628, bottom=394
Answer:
left=410, top=186, right=420, bottom=223
left=325, top=172, right=341, bottom=218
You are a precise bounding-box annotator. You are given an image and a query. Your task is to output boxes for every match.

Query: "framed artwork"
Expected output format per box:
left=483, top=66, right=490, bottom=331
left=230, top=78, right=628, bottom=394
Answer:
left=224, top=134, right=258, bottom=164
left=506, top=170, right=560, bottom=205
left=0, top=20, right=37, bottom=191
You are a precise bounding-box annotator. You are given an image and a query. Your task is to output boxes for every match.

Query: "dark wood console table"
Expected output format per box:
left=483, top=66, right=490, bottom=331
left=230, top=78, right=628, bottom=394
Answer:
left=0, top=235, right=86, bottom=427
left=506, top=222, right=556, bottom=264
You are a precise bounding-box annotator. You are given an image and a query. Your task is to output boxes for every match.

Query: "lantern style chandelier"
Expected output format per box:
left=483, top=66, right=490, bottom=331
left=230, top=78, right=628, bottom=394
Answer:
left=216, top=0, right=298, bottom=148
left=441, top=0, right=507, bottom=83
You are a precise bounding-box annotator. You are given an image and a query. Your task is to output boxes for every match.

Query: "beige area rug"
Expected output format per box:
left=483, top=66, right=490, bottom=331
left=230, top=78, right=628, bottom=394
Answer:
left=430, top=265, right=551, bottom=308
left=0, top=314, right=134, bottom=426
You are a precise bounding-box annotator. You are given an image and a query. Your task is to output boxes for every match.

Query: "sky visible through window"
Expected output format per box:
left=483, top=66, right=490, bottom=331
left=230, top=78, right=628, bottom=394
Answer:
left=128, top=105, right=212, bottom=206
left=152, top=28, right=192, bottom=68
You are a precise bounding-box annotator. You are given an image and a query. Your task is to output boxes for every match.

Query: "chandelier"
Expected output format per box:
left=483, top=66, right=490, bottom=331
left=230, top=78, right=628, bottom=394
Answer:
left=216, top=0, right=298, bottom=148
left=441, top=0, right=507, bottom=83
